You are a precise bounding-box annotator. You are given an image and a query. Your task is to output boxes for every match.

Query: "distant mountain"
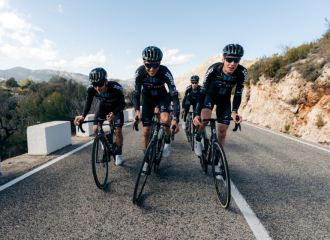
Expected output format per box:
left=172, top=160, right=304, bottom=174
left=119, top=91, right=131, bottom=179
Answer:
left=0, top=67, right=89, bottom=84
left=0, top=67, right=135, bottom=90
left=174, top=54, right=256, bottom=92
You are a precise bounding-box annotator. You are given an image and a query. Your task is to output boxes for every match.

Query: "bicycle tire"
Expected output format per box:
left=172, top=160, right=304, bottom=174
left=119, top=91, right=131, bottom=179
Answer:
left=109, top=128, right=117, bottom=163
left=212, top=142, right=231, bottom=208
left=190, top=123, right=195, bottom=151
left=186, top=119, right=192, bottom=143
left=154, top=129, right=165, bottom=173
left=200, top=134, right=208, bottom=174
left=92, top=135, right=109, bottom=189
left=133, top=142, right=155, bottom=204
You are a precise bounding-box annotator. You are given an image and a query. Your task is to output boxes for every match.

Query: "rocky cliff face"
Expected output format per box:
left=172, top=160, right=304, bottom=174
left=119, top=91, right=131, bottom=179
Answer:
left=240, top=63, right=330, bottom=145
left=175, top=54, right=255, bottom=92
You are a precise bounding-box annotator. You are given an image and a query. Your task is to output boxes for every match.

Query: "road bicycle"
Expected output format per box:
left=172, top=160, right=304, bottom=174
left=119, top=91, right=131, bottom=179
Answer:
left=132, top=116, right=175, bottom=204
left=78, top=118, right=117, bottom=189
left=196, top=116, right=241, bottom=208
left=184, top=111, right=195, bottom=150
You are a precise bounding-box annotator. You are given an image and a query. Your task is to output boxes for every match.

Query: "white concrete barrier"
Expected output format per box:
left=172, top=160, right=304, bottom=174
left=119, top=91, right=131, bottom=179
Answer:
left=76, top=114, right=95, bottom=137
left=27, top=121, right=71, bottom=155
left=123, top=110, right=129, bottom=122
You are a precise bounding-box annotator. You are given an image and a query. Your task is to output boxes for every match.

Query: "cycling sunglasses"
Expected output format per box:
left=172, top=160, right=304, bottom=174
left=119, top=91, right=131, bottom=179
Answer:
left=191, top=81, right=198, bottom=84
left=92, top=81, right=105, bottom=88
left=225, top=57, right=241, bottom=63
left=145, top=63, right=160, bottom=69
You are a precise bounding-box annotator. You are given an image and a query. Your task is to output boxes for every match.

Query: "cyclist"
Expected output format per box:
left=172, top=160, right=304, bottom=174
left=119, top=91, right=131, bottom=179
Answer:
left=181, top=75, right=202, bottom=130
left=74, top=68, right=126, bottom=166
left=133, top=46, right=180, bottom=173
left=193, top=44, right=247, bottom=177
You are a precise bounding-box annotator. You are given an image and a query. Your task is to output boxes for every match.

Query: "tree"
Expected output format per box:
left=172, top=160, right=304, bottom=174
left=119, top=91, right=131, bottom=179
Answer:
left=5, top=77, right=19, bottom=91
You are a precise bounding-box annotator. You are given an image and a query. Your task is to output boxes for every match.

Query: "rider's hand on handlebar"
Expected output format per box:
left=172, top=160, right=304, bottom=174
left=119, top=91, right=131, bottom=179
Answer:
left=193, top=115, right=201, bottom=126
left=181, top=109, right=185, bottom=115
left=171, top=119, right=179, bottom=134
left=74, top=116, right=85, bottom=126
left=133, top=111, right=141, bottom=125
left=231, top=111, right=242, bottom=124
left=106, top=112, right=115, bottom=122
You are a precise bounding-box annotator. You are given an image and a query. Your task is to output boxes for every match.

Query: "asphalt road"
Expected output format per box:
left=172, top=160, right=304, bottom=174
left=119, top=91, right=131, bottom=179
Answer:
left=0, top=121, right=329, bottom=239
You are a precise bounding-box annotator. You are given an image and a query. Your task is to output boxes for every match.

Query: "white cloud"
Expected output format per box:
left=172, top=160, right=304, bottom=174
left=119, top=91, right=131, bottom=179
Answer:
left=46, top=50, right=107, bottom=68
left=58, top=5, right=63, bottom=13
left=0, top=43, right=58, bottom=60
left=0, top=0, right=9, bottom=10
left=0, top=2, right=57, bottom=61
left=126, top=50, right=129, bottom=54
left=126, top=47, right=195, bottom=69
left=161, top=48, right=195, bottom=65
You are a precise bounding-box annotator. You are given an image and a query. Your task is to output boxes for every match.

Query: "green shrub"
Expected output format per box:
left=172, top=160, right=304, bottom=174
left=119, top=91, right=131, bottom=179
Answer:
left=284, top=43, right=315, bottom=64
left=275, top=67, right=289, bottom=80
left=316, top=115, right=326, bottom=128
left=307, top=71, right=320, bottom=82
left=284, top=125, right=290, bottom=132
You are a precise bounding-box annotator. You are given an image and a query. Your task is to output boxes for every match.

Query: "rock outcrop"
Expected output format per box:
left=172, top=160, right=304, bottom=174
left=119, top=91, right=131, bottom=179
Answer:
left=240, top=63, right=330, bottom=145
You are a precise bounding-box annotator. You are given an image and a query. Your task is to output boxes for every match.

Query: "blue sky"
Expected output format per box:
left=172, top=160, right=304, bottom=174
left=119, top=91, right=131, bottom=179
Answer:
left=0, top=0, right=329, bottom=80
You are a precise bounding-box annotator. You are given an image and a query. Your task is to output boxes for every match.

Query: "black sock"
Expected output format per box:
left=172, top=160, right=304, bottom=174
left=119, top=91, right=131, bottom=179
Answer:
left=195, top=133, right=202, bottom=141
left=165, top=135, right=171, bottom=144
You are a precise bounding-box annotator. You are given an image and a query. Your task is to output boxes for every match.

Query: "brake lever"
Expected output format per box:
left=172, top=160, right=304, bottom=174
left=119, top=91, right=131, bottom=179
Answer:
left=78, top=121, right=85, bottom=133
left=133, top=116, right=139, bottom=131
left=171, top=125, right=176, bottom=141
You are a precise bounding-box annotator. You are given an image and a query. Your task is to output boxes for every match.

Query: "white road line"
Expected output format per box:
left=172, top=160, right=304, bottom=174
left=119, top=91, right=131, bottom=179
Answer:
left=243, top=122, right=330, bottom=153
left=0, top=122, right=134, bottom=192
left=231, top=181, right=272, bottom=240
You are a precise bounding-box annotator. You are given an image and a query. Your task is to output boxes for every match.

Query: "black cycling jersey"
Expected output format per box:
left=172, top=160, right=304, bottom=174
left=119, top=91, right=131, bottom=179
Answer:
left=182, top=85, right=202, bottom=107
left=195, top=62, right=247, bottom=115
left=133, top=65, right=180, bottom=120
left=82, top=81, right=126, bottom=118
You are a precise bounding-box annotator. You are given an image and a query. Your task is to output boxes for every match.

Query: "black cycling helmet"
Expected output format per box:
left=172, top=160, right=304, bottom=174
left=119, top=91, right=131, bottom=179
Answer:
left=223, top=44, right=244, bottom=57
left=89, top=68, right=107, bottom=83
left=190, top=75, right=199, bottom=82
left=142, top=46, right=163, bottom=62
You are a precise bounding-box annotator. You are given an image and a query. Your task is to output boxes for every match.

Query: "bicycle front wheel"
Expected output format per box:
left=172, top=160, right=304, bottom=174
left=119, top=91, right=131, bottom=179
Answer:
left=133, top=142, right=155, bottom=204
left=92, top=135, right=109, bottom=189
left=200, top=134, right=208, bottom=174
left=212, top=142, right=231, bottom=208
left=186, top=119, right=192, bottom=143
left=190, top=123, right=195, bottom=151
left=154, top=130, right=165, bottom=173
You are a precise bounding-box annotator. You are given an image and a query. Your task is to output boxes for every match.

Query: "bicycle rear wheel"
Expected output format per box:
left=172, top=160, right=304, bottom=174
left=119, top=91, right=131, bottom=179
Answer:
left=133, top=142, right=155, bottom=204
left=92, top=135, right=108, bottom=189
left=212, top=142, right=231, bottom=208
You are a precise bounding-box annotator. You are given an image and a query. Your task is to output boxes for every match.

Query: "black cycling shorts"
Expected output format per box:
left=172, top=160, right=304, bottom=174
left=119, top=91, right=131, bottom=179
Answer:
left=184, top=99, right=197, bottom=113
left=94, top=102, right=124, bottom=128
left=142, top=94, right=170, bottom=127
left=202, top=94, right=231, bottom=125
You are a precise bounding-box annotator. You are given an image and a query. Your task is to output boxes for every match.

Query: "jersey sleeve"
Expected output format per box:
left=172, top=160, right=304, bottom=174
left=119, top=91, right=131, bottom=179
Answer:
left=232, top=67, right=248, bottom=112
left=133, top=67, right=143, bottom=112
left=195, top=64, right=216, bottom=115
left=82, top=85, right=95, bottom=117
left=163, top=67, right=180, bottom=120
left=112, top=82, right=126, bottom=115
